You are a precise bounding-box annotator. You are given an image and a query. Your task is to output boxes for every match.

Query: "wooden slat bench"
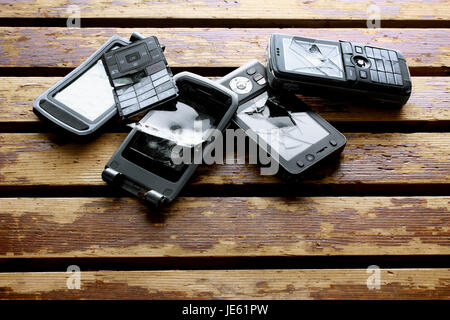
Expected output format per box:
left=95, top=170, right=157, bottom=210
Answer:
left=0, top=0, right=448, bottom=301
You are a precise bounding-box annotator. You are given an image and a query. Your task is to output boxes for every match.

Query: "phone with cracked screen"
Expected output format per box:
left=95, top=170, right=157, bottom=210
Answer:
left=218, top=60, right=346, bottom=177
left=102, top=72, right=238, bottom=207
left=266, top=34, right=412, bottom=107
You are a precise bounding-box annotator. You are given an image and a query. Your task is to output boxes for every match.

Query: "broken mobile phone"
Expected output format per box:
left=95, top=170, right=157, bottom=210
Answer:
left=266, top=34, right=412, bottom=107
left=103, top=35, right=178, bottom=119
left=33, top=32, right=168, bottom=135
left=102, top=72, right=238, bottom=207
left=218, top=60, right=346, bottom=176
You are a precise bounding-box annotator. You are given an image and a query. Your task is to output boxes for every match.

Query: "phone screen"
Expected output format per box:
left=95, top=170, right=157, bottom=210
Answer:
left=236, top=91, right=330, bottom=161
left=122, top=80, right=232, bottom=182
left=282, top=37, right=344, bottom=79
left=54, top=59, right=115, bottom=121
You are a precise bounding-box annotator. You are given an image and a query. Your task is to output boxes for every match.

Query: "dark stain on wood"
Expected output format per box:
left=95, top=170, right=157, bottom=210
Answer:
left=0, top=280, right=210, bottom=300
left=309, top=282, right=450, bottom=300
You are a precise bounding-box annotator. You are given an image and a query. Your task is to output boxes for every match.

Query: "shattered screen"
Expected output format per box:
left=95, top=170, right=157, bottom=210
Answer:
left=282, top=37, right=344, bottom=79
left=237, top=91, right=330, bottom=161
left=122, top=80, right=231, bottom=182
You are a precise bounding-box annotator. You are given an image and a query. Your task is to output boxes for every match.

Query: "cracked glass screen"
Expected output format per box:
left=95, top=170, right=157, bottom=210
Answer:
left=237, top=92, right=330, bottom=161
left=123, top=80, right=231, bottom=182
left=54, top=59, right=115, bottom=121
left=282, top=37, right=344, bottom=79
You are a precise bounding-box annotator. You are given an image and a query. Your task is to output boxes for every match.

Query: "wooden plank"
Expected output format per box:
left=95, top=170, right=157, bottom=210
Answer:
left=0, top=269, right=448, bottom=299
left=0, top=28, right=448, bottom=70
left=0, top=77, right=448, bottom=126
left=0, top=133, right=448, bottom=188
left=0, top=0, right=449, bottom=21
left=0, top=197, right=448, bottom=258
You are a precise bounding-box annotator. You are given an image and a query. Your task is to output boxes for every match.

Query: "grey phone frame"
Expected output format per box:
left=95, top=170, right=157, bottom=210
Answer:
left=102, top=72, right=239, bottom=206
left=33, top=36, right=133, bottom=135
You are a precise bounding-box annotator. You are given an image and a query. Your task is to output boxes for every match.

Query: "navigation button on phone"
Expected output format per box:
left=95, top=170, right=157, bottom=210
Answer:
left=256, top=78, right=266, bottom=86
left=246, top=68, right=256, bottom=75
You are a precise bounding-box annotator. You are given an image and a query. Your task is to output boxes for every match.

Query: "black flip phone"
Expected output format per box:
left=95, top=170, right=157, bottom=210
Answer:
left=266, top=34, right=412, bottom=107
left=218, top=60, right=346, bottom=177
left=102, top=72, right=238, bottom=207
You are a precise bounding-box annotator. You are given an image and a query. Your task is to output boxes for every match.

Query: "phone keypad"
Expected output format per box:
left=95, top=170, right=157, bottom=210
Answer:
left=365, top=46, right=403, bottom=86
left=114, top=67, right=177, bottom=117
left=104, top=37, right=177, bottom=119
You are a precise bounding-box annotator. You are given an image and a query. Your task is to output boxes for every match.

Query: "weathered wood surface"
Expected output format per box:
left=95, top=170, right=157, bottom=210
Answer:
left=1, top=0, right=449, bottom=21
left=0, top=269, right=449, bottom=300
left=0, top=197, right=448, bottom=258
left=0, top=133, right=448, bottom=188
left=0, top=0, right=448, bottom=302
left=0, top=28, right=449, bottom=71
left=0, top=77, right=448, bottom=125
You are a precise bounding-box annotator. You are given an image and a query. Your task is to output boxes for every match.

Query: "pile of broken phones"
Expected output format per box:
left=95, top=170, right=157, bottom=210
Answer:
left=37, top=33, right=416, bottom=206
left=218, top=60, right=346, bottom=178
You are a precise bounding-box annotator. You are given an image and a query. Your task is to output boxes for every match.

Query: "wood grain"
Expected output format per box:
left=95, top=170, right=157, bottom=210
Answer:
left=0, top=0, right=447, bottom=303
left=0, top=28, right=448, bottom=71
left=0, top=133, right=448, bottom=188
left=0, top=77, right=448, bottom=126
left=0, top=197, right=448, bottom=258
left=0, top=269, right=448, bottom=300
left=0, top=0, right=449, bottom=21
